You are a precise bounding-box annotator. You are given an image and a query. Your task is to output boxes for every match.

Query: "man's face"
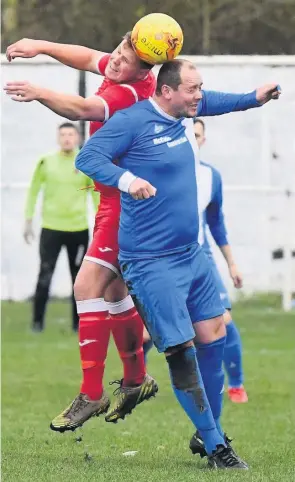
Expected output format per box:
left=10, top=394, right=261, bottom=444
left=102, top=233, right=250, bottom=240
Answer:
left=168, top=65, right=203, bottom=118
left=58, top=127, right=79, bottom=152
left=194, top=121, right=205, bottom=148
left=105, top=39, right=144, bottom=83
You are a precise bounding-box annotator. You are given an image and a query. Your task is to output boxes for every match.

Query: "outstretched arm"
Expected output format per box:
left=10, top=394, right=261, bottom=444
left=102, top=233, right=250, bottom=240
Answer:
left=6, top=38, right=105, bottom=74
left=198, top=84, right=281, bottom=117
left=4, top=81, right=105, bottom=120
left=4, top=80, right=137, bottom=122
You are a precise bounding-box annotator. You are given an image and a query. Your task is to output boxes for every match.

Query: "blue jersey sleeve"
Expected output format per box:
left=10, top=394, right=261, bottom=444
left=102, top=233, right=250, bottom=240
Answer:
left=75, top=111, right=135, bottom=187
left=206, top=168, right=229, bottom=246
left=197, top=89, right=260, bottom=117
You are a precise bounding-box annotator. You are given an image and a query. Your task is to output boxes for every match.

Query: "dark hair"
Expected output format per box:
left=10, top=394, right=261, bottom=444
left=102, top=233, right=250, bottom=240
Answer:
left=156, top=59, right=194, bottom=95
left=123, top=31, right=153, bottom=70
left=58, top=122, right=79, bottom=132
left=193, top=118, right=205, bottom=131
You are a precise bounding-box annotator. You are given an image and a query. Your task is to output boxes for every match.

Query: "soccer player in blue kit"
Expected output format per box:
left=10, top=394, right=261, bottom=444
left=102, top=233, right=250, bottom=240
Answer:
left=76, top=59, right=280, bottom=469
left=194, top=118, right=248, bottom=403
left=189, top=118, right=249, bottom=457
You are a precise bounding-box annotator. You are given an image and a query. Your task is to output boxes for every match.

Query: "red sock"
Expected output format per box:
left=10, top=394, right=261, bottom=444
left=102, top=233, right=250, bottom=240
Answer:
left=109, top=297, right=146, bottom=387
left=77, top=299, right=110, bottom=400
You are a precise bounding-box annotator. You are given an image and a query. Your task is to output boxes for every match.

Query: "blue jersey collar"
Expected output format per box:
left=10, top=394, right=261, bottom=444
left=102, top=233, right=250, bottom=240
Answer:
left=148, top=97, right=178, bottom=122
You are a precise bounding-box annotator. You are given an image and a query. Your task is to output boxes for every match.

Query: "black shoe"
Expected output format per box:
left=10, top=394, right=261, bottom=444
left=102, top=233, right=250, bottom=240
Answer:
left=189, top=431, right=237, bottom=459
left=31, top=322, right=43, bottom=333
left=189, top=430, right=207, bottom=458
left=208, top=445, right=248, bottom=470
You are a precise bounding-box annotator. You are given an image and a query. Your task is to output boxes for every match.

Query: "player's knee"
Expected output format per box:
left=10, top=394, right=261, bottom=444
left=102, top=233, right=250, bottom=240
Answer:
left=73, top=274, right=86, bottom=300
left=165, top=340, right=194, bottom=356
left=74, top=260, right=111, bottom=300
left=37, top=262, right=54, bottom=288
left=214, top=315, right=226, bottom=337
left=166, top=344, right=197, bottom=390
left=194, top=315, right=226, bottom=344
left=73, top=269, right=101, bottom=300
left=165, top=344, right=206, bottom=409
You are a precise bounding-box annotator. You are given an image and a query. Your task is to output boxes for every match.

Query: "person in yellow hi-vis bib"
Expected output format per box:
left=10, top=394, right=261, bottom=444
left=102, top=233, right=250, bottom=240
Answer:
left=24, top=122, right=99, bottom=332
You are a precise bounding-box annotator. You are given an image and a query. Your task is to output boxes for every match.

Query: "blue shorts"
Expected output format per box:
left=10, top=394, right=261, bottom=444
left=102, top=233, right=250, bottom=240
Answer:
left=120, top=244, right=225, bottom=353
left=206, top=255, right=232, bottom=311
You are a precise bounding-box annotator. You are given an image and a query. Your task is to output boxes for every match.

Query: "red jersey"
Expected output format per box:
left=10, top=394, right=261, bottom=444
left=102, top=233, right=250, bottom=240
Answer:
left=89, top=54, right=156, bottom=222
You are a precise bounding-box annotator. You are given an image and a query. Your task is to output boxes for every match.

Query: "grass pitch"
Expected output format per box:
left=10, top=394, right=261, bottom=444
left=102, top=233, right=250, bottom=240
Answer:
left=2, top=298, right=295, bottom=481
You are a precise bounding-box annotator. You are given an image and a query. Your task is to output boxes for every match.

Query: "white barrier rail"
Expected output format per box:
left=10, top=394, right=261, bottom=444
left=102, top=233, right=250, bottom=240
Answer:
left=1, top=182, right=294, bottom=311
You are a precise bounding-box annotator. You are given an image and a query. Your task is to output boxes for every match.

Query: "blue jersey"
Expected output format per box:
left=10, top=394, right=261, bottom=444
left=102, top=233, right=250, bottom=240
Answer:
left=76, top=90, right=259, bottom=257
left=197, top=161, right=228, bottom=256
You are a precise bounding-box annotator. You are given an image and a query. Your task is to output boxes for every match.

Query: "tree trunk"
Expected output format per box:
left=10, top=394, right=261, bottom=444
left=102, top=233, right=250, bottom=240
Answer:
left=202, top=0, right=211, bottom=54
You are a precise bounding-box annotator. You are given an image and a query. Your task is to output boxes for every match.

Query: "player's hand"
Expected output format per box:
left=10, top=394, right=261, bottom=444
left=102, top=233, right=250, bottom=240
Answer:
left=23, top=220, right=34, bottom=245
left=4, top=81, right=42, bottom=102
left=256, top=84, right=281, bottom=105
left=129, top=178, right=157, bottom=200
left=229, top=264, right=243, bottom=289
left=6, top=38, right=44, bottom=62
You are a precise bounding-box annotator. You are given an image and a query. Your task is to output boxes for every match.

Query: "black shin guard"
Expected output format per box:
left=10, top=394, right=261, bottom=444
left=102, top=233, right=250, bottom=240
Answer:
left=166, top=346, right=206, bottom=410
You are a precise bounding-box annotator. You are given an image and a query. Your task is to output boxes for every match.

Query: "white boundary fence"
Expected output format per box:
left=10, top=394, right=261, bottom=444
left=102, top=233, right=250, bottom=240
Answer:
left=1, top=55, right=295, bottom=310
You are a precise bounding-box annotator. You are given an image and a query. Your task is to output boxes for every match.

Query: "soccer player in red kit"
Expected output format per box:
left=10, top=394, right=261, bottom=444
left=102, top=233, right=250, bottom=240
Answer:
left=5, top=33, right=158, bottom=431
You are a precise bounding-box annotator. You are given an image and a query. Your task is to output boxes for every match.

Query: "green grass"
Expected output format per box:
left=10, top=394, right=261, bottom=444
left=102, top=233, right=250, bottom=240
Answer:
left=2, top=300, right=295, bottom=481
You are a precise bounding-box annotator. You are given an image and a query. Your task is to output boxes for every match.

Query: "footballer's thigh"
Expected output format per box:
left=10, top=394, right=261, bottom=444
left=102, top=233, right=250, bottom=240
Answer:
left=104, top=275, right=129, bottom=303
left=187, top=246, right=226, bottom=344
left=74, top=225, right=119, bottom=300
left=120, top=254, right=195, bottom=353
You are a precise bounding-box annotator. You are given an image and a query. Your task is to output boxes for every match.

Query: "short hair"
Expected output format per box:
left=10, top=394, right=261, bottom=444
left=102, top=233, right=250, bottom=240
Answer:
left=193, top=118, right=205, bottom=132
left=123, top=32, right=153, bottom=70
left=58, top=122, right=79, bottom=132
left=156, top=59, right=195, bottom=95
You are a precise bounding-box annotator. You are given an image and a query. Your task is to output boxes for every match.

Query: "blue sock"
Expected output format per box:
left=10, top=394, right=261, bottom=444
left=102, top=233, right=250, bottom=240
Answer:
left=167, top=345, right=224, bottom=454
left=143, top=339, right=154, bottom=365
left=196, top=336, right=226, bottom=438
left=224, top=321, right=244, bottom=388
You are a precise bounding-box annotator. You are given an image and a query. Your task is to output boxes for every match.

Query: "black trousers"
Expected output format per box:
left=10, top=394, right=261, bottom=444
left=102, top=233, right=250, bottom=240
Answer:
left=33, top=228, right=89, bottom=330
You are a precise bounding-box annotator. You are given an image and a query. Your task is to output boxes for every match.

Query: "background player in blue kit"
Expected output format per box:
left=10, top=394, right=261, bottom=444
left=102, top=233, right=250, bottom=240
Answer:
left=194, top=118, right=248, bottom=404
left=75, top=59, right=280, bottom=469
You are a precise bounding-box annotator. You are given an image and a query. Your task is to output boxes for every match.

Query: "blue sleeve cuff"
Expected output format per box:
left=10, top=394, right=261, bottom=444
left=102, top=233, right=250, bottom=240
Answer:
left=245, top=90, right=261, bottom=108
left=215, top=234, right=229, bottom=247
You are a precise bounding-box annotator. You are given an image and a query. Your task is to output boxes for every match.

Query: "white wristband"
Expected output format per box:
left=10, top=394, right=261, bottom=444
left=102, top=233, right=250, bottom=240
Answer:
left=118, top=171, right=137, bottom=193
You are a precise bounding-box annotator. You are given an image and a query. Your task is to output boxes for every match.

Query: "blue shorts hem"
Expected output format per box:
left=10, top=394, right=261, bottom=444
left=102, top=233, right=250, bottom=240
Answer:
left=192, top=309, right=225, bottom=323
left=154, top=334, right=194, bottom=353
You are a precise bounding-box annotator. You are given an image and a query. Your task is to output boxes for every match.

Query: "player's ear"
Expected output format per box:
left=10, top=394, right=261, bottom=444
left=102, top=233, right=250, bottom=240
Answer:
left=161, top=84, right=172, bottom=100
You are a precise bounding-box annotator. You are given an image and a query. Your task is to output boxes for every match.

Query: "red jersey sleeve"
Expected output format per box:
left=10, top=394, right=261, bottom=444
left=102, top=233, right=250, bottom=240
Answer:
left=97, top=84, right=138, bottom=121
left=97, top=54, right=111, bottom=75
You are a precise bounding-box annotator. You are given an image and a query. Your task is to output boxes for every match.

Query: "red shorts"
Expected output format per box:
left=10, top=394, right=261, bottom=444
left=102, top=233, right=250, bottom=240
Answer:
left=84, top=213, right=120, bottom=276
